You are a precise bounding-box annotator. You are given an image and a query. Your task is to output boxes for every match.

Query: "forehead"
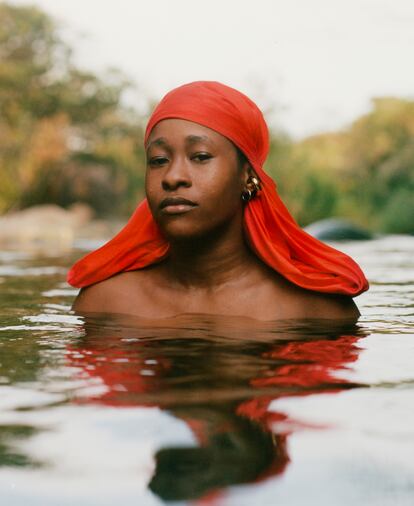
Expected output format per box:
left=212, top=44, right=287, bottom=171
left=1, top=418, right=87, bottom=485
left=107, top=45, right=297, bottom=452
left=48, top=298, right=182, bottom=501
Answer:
left=145, top=118, right=232, bottom=149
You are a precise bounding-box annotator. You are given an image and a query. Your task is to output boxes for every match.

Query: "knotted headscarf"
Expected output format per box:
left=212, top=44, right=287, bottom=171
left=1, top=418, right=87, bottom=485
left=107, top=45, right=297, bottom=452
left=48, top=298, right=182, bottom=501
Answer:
left=67, top=81, right=368, bottom=296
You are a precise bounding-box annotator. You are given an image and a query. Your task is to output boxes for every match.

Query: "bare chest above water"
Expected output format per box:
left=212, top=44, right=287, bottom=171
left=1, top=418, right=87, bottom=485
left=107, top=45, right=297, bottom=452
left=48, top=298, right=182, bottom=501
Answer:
left=73, top=269, right=356, bottom=321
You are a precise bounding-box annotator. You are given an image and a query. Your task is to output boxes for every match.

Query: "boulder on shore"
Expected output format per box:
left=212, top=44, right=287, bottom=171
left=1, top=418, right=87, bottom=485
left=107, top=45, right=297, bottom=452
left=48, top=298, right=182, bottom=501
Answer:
left=0, top=203, right=94, bottom=249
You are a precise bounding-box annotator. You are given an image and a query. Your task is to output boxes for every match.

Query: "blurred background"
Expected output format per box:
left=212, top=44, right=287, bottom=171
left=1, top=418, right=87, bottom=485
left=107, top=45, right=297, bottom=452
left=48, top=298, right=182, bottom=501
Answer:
left=1, top=0, right=413, bottom=244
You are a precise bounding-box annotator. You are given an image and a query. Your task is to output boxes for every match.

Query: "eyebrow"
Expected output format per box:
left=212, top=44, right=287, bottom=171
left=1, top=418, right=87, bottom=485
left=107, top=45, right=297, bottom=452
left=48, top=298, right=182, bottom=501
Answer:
left=186, top=135, right=212, bottom=145
left=146, top=134, right=213, bottom=151
left=146, top=137, right=169, bottom=150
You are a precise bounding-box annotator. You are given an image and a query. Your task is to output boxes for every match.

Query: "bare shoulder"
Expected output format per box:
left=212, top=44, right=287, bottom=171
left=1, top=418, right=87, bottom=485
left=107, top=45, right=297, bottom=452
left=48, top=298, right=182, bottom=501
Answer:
left=299, top=290, right=361, bottom=322
left=71, top=270, right=148, bottom=314
left=263, top=268, right=361, bottom=322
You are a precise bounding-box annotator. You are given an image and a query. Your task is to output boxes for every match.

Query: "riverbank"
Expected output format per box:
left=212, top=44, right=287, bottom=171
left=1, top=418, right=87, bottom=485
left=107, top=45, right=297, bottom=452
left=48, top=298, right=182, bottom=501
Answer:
left=0, top=204, right=125, bottom=251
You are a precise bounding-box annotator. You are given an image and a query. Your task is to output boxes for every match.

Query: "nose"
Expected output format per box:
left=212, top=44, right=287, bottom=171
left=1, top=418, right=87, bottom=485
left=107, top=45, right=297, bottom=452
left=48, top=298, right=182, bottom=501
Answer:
left=161, top=157, right=191, bottom=191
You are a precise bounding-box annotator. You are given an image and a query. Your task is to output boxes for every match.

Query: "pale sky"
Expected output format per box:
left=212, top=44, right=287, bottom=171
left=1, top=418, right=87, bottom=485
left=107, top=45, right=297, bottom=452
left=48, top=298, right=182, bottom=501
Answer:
left=9, top=0, right=414, bottom=138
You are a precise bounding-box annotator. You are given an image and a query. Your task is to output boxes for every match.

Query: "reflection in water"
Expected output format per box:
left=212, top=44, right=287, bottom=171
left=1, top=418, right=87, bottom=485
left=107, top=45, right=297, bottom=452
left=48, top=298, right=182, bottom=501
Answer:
left=0, top=425, right=42, bottom=469
left=67, top=313, right=366, bottom=502
left=149, top=405, right=283, bottom=501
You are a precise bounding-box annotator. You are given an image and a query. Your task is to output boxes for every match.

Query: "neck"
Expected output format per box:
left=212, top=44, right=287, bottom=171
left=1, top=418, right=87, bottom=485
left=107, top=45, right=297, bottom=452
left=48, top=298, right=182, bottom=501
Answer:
left=163, top=219, right=257, bottom=289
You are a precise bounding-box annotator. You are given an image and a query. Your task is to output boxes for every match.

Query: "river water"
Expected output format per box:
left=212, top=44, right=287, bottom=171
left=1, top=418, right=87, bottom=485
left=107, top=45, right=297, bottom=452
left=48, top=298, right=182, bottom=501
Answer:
left=0, top=235, right=413, bottom=505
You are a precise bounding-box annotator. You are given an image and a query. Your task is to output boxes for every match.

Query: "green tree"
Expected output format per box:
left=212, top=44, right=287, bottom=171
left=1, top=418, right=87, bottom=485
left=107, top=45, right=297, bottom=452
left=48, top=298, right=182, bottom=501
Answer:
left=270, top=98, right=414, bottom=233
left=1, top=4, right=413, bottom=233
left=0, top=3, right=146, bottom=215
left=341, top=98, right=414, bottom=231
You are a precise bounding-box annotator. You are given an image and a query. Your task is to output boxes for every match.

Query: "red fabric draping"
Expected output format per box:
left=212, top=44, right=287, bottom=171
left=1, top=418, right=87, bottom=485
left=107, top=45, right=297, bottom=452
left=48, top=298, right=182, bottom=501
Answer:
left=67, top=81, right=368, bottom=296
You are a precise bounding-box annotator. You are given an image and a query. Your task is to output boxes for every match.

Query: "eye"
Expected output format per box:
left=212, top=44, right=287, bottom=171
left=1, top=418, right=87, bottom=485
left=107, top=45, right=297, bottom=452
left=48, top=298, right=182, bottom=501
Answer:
left=148, top=156, right=169, bottom=167
left=192, top=152, right=212, bottom=163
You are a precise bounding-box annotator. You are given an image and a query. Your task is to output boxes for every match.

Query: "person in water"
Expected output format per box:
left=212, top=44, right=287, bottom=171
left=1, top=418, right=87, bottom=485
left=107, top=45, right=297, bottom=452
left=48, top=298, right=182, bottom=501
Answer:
left=69, top=81, right=368, bottom=321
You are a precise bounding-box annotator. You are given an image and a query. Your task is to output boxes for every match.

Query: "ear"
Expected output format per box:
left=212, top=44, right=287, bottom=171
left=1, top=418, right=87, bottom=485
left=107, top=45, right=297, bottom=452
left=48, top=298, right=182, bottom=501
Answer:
left=242, top=164, right=260, bottom=186
left=241, top=161, right=254, bottom=185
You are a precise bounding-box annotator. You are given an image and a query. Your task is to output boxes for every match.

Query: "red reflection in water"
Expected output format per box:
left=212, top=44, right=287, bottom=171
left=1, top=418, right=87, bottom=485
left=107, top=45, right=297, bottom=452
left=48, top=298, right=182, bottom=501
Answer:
left=67, top=324, right=364, bottom=502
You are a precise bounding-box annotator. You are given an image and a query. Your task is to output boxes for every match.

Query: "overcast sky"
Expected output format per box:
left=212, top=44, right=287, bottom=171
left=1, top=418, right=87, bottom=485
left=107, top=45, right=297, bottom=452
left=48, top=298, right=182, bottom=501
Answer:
left=9, top=0, right=414, bottom=138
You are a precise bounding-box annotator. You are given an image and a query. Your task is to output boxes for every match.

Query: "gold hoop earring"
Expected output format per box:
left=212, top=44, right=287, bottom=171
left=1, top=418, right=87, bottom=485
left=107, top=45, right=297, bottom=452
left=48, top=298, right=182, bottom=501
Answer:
left=241, top=176, right=261, bottom=202
left=241, top=189, right=253, bottom=202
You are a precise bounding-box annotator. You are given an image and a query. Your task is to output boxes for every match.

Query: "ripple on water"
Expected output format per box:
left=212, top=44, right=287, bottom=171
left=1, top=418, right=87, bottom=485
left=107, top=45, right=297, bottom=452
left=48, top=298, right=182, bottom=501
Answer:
left=0, top=237, right=413, bottom=505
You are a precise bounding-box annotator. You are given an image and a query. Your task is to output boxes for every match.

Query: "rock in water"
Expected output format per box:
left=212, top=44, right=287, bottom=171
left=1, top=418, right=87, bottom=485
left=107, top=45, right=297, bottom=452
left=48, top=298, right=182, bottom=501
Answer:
left=304, top=218, right=373, bottom=241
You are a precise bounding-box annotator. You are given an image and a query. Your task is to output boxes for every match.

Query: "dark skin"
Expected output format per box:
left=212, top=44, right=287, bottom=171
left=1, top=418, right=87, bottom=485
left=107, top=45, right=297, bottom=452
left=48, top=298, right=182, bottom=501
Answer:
left=73, top=119, right=360, bottom=322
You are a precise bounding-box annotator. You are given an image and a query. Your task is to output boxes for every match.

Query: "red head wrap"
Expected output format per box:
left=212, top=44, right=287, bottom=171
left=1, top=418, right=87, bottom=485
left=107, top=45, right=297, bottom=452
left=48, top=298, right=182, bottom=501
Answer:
left=67, top=81, right=368, bottom=296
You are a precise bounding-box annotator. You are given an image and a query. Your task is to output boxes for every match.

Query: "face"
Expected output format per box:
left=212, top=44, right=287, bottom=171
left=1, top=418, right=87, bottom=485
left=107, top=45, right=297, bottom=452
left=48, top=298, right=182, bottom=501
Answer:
left=145, top=119, right=249, bottom=241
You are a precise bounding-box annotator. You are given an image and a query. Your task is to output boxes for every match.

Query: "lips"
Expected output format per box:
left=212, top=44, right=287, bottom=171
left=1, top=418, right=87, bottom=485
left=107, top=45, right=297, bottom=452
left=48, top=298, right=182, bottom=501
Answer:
left=159, top=196, right=197, bottom=215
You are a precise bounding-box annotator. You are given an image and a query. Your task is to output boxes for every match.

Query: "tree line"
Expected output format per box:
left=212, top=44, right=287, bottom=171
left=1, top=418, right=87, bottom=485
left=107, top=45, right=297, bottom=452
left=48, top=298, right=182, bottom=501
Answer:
left=1, top=4, right=413, bottom=233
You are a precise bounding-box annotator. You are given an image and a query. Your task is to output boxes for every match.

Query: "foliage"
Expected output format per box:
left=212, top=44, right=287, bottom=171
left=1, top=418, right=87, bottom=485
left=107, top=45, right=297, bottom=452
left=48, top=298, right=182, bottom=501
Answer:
left=0, top=3, right=146, bottom=216
left=265, top=134, right=340, bottom=226
left=266, top=99, right=414, bottom=232
left=1, top=3, right=414, bottom=233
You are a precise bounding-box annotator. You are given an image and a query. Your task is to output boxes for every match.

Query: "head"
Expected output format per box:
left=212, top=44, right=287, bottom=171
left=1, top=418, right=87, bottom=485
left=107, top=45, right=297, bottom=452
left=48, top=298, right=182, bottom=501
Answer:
left=143, top=81, right=270, bottom=242
left=68, top=81, right=368, bottom=295
left=145, top=118, right=255, bottom=241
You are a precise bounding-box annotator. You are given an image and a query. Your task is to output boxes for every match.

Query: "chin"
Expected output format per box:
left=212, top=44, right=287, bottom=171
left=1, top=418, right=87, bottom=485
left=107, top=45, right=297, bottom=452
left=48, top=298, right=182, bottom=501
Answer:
left=159, top=221, right=207, bottom=242
left=163, top=230, right=210, bottom=244
left=160, top=219, right=236, bottom=246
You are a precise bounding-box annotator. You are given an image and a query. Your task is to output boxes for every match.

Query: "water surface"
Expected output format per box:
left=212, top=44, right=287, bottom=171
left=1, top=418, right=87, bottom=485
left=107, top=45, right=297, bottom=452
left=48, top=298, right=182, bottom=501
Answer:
left=0, top=236, right=413, bottom=505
